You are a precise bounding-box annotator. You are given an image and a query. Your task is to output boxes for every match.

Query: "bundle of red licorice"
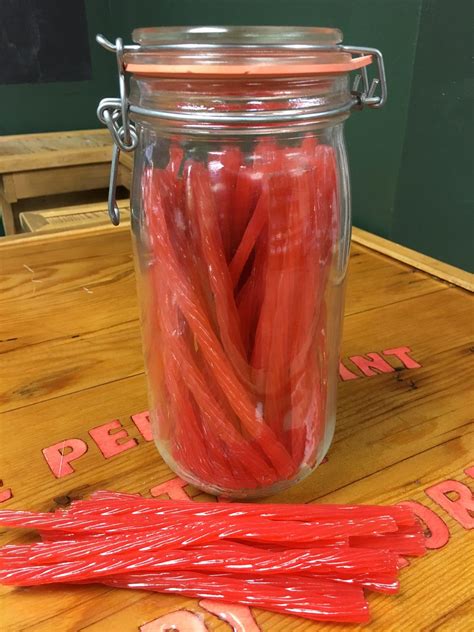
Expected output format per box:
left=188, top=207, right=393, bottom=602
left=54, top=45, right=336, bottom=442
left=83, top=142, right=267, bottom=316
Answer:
left=0, top=492, right=426, bottom=623
left=143, top=135, right=338, bottom=491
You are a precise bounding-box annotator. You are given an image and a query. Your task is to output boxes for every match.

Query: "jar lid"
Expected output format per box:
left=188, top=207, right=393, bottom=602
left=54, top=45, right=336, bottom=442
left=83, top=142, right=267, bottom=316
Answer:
left=123, top=26, right=372, bottom=78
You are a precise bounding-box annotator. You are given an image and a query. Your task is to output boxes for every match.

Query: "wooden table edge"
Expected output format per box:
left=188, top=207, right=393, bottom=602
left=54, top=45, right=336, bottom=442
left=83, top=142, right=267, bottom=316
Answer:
left=0, top=222, right=129, bottom=251
left=1, top=224, right=472, bottom=295
left=0, top=128, right=109, bottom=143
left=352, top=226, right=473, bottom=292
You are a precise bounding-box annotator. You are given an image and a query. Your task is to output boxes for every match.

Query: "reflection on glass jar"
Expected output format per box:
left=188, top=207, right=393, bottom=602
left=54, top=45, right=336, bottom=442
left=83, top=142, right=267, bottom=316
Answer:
left=98, top=26, right=386, bottom=497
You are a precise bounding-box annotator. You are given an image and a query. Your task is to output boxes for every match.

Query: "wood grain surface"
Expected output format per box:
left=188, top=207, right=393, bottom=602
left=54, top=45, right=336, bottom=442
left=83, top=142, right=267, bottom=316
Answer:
left=0, top=226, right=472, bottom=632
left=0, top=130, right=114, bottom=234
left=352, top=227, right=474, bottom=292
left=19, top=200, right=130, bottom=233
left=9, top=164, right=112, bottom=200
left=0, top=130, right=112, bottom=174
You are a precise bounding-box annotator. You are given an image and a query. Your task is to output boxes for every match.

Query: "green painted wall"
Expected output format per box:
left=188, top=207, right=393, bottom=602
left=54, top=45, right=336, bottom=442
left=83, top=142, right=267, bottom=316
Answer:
left=393, top=0, right=473, bottom=272
left=109, top=0, right=422, bottom=247
left=0, top=1, right=471, bottom=271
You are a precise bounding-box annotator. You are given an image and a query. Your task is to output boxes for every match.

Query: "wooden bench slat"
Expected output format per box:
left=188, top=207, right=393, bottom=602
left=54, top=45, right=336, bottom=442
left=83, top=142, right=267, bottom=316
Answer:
left=0, top=130, right=112, bottom=173
left=19, top=201, right=130, bottom=233
left=10, top=163, right=111, bottom=200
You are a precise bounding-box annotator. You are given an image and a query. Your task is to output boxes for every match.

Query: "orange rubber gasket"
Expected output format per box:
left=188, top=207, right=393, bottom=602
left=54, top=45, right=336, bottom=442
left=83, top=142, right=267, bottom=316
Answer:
left=126, top=54, right=372, bottom=78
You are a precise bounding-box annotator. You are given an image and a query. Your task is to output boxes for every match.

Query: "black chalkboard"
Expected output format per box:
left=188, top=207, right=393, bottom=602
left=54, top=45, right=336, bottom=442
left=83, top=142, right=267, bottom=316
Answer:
left=0, top=0, right=91, bottom=85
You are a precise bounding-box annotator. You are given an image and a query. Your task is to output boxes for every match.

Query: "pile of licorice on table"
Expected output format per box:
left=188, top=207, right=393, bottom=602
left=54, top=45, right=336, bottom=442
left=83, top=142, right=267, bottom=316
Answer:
left=0, top=491, right=426, bottom=624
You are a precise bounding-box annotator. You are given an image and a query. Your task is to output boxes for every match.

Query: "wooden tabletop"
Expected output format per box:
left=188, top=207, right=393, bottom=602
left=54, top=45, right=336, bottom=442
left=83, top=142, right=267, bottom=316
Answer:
left=0, top=226, right=472, bottom=632
left=0, top=129, right=112, bottom=174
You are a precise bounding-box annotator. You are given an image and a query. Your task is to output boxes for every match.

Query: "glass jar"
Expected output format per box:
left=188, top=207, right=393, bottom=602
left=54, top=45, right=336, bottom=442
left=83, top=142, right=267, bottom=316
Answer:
left=97, top=26, right=386, bottom=498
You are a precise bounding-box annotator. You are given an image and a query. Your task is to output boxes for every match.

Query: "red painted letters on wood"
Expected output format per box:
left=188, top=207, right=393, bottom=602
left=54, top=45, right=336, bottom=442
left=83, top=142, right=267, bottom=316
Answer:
left=200, top=600, right=261, bottom=632
left=149, top=478, right=190, bottom=501
left=383, top=346, right=422, bottom=369
left=42, top=439, right=88, bottom=478
left=131, top=411, right=153, bottom=442
left=398, top=501, right=450, bottom=549
left=89, top=420, right=138, bottom=459
left=425, top=480, right=474, bottom=530
left=349, top=353, right=395, bottom=377
left=339, top=362, right=360, bottom=381
left=0, top=480, right=12, bottom=503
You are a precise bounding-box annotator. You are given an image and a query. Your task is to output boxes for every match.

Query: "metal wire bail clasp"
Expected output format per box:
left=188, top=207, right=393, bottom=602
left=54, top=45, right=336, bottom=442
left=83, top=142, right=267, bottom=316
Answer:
left=96, top=35, right=138, bottom=225
left=341, top=46, right=387, bottom=110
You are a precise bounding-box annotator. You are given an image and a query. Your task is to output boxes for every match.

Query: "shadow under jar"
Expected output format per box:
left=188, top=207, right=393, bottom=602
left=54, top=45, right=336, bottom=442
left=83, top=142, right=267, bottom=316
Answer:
left=98, top=26, right=387, bottom=498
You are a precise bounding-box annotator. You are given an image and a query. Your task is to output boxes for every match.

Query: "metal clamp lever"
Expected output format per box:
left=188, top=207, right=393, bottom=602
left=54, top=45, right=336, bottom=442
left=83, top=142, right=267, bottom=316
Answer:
left=341, top=45, right=387, bottom=108
left=107, top=144, right=121, bottom=226
left=96, top=36, right=137, bottom=225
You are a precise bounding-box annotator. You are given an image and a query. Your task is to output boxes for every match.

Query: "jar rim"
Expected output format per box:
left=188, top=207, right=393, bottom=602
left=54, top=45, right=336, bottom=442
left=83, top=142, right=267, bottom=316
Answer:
left=132, top=25, right=343, bottom=47
left=124, top=25, right=372, bottom=79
